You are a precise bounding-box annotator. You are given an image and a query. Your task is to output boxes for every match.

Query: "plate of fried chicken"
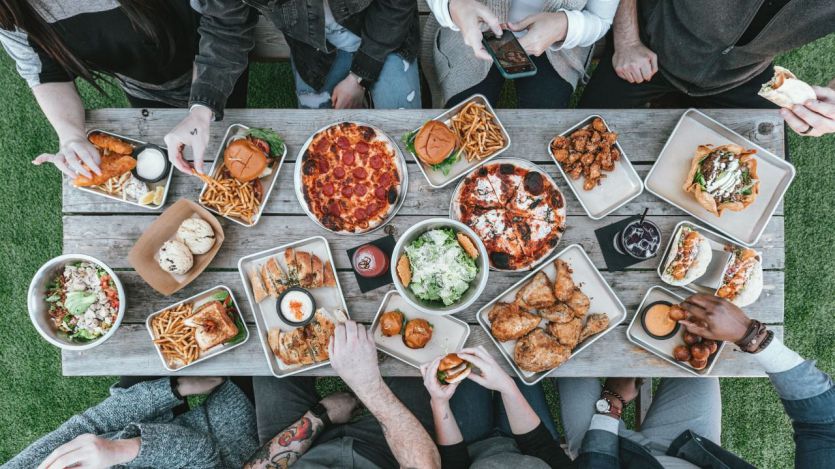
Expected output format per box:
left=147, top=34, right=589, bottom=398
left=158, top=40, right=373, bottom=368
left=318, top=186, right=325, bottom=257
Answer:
left=477, top=244, right=627, bottom=384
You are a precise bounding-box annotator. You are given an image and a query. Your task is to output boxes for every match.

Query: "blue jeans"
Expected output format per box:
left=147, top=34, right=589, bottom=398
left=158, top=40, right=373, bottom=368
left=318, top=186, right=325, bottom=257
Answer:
left=292, top=50, right=421, bottom=109
left=450, top=378, right=560, bottom=444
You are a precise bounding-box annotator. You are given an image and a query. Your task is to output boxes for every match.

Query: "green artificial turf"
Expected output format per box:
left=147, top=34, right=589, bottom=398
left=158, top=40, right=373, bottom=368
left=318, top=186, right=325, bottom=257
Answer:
left=1, top=34, right=834, bottom=466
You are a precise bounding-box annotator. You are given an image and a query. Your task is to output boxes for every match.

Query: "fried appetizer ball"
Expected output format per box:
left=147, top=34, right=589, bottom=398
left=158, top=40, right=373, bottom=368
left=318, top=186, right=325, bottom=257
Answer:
left=673, top=345, right=692, bottom=362
left=379, top=310, right=405, bottom=337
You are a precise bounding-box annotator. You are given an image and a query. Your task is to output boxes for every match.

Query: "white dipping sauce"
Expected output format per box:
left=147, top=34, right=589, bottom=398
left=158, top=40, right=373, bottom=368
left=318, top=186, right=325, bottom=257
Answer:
left=136, top=148, right=167, bottom=181
left=280, top=290, right=314, bottom=323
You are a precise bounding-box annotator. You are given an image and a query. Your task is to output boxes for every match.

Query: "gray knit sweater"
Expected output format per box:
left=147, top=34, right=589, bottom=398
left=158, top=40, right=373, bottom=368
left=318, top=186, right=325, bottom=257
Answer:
left=2, top=379, right=259, bottom=469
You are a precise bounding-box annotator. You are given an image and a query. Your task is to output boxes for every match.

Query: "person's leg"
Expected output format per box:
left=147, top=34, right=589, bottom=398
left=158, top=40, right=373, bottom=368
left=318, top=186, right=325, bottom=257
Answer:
left=557, top=377, right=610, bottom=459
left=449, top=379, right=495, bottom=444
left=495, top=379, right=560, bottom=440
left=230, top=376, right=255, bottom=405
left=444, top=65, right=505, bottom=108
left=225, top=67, right=250, bottom=108
left=696, top=64, right=779, bottom=109
left=514, top=54, right=573, bottom=109
left=636, top=378, right=722, bottom=454
left=368, top=54, right=421, bottom=109
left=291, top=50, right=354, bottom=109
left=253, top=376, right=320, bottom=445
left=125, top=95, right=176, bottom=109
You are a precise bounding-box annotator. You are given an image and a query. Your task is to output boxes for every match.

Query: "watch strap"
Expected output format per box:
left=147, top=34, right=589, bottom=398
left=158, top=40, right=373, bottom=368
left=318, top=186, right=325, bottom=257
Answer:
left=736, top=320, right=769, bottom=353
left=310, top=402, right=331, bottom=428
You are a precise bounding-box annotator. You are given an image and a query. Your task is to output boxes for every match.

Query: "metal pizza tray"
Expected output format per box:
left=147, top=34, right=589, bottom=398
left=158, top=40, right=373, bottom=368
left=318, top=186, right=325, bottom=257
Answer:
left=198, top=123, right=287, bottom=227
left=449, top=157, right=567, bottom=272
left=146, top=285, right=249, bottom=372
left=237, top=236, right=350, bottom=378
left=547, top=115, right=643, bottom=220
left=78, top=129, right=173, bottom=210
left=403, top=94, right=511, bottom=189
left=476, top=244, right=627, bottom=385
left=644, top=109, right=794, bottom=246
left=293, top=121, right=408, bottom=235
left=371, top=290, right=471, bottom=369
left=626, top=286, right=726, bottom=376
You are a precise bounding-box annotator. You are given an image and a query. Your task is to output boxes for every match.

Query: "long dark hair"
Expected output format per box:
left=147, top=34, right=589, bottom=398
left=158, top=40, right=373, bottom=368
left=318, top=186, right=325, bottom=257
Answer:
left=0, top=0, right=180, bottom=92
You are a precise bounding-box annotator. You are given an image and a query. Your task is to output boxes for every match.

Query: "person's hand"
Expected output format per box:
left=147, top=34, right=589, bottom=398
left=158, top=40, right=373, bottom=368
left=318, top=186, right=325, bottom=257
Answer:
left=164, top=105, right=213, bottom=174
left=508, top=12, right=568, bottom=57
left=612, top=39, right=658, bottom=83
left=457, top=346, right=515, bottom=395
left=33, top=135, right=101, bottom=179
left=37, top=434, right=140, bottom=469
left=319, top=392, right=359, bottom=424
left=176, top=377, right=224, bottom=397
left=678, top=294, right=752, bottom=343
left=781, top=85, right=835, bottom=137
left=420, top=355, right=460, bottom=405
left=332, top=74, right=365, bottom=109
left=328, top=321, right=382, bottom=397
left=448, top=0, right=502, bottom=61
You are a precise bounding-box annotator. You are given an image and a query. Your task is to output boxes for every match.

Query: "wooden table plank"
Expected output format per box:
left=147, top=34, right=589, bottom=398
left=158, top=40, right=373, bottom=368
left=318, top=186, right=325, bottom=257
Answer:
left=62, top=214, right=785, bottom=271
left=113, top=270, right=785, bottom=325
left=61, top=324, right=783, bottom=378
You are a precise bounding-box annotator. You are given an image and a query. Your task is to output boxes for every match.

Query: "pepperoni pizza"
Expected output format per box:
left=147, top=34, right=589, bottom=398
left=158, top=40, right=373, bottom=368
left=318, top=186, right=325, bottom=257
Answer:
left=453, top=160, right=566, bottom=270
left=300, top=122, right=403, bottom=233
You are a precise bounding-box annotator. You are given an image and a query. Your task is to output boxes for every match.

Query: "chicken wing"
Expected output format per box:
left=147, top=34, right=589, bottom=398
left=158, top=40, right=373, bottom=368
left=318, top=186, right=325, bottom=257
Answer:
left=514, top=329, right=571, bottom=372
left=515, top=272, right=556, bottom=310
left=489, top=302, right=541, bottom=342
left=553, top=259, right=575, bottom=302
left=539, top=303, right=574, bottom=324
left=567, top=288, right=590, bottom=318
left=73, top=154, right=137, bottom=187
left=546, top=317, right=583, bottom=349
left=88, top=132, right=134, bottom=155
left=579, top=313, right=610, bottom=343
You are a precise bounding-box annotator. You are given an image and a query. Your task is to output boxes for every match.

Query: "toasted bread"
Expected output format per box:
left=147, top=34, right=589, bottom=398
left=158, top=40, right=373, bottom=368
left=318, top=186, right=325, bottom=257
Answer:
left=323, top=260, right=336, bottom=287
left=249, top=266, right=268, bottom=303
left=296, top=251, right=314, bottom=287
left=184, top=301, right=238, bottom=351
left=397, top=254, right=411, bottom=287
left=284, top=248, right=299, bottom=282
left=265, top=257, right=288, bottom=296
left=456, top=232, right=479, bottom=259
left=305, top=309, right=335, bottom=362
left=309, top=254, right=324, bottom=288
left=271, top=327, right=315, bottom=366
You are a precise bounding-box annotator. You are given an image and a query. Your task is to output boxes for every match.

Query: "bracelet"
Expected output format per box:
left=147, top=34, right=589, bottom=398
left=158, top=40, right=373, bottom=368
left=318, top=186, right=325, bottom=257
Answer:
left=735, top=320, right=765, bottom=352
left=602, top=389, right=627, bottom=408
left=751, top=329, right=775, bottom=354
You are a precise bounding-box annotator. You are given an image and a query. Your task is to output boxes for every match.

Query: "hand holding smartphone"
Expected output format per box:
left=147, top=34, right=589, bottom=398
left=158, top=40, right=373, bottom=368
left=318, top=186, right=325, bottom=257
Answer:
left=482, top=29, right=538, bottom=79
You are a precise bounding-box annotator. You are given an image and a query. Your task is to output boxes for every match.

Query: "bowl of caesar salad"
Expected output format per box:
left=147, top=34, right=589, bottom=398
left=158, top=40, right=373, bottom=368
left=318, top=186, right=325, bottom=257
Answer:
left=391, top=218, right=489, bottom=315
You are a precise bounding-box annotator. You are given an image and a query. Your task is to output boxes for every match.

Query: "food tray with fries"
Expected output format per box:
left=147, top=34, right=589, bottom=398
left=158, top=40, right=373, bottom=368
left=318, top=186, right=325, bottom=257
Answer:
left=644, top=109, right=795, bottom=246
left=402, top=94, right=511, bottom=189
left=198, top=123, right=287, bottom=227
left=547, top=115, right=643, bottom=220
left=371, top=290, right=471, bottom=369
left=146, top=285, right=248, bottom=372
left=476, top=244, right=626, bottom=385
left=78, top=129, right=173, bottom=210
left=237, top=236, right=350, bottom=378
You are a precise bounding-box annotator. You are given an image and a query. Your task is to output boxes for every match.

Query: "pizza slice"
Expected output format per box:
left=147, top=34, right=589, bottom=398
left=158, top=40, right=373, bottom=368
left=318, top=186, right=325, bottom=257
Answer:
left=485, top=163, right=525, bottom=206
left=507, top=214, right=563, bottom=266
left=465, top=208, right=527, bottom=270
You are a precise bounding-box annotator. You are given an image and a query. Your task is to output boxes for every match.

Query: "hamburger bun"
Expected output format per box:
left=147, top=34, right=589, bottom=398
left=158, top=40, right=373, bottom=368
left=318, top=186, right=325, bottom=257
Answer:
left=414, top=120, right=457, bottom=165
left=403, top=318, right=432, bottom=349
left=437, top=353, right=472, bottom=384
left=224, top=138, right=269, bottom=182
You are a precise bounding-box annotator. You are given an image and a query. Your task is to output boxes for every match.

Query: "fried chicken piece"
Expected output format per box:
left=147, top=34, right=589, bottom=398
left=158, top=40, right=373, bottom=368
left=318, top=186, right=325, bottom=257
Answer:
left=592, top=118, right=606, bottom=132
left=579, top=313, right=610, bottom=343
left=611, top=148, right=621, bottom=161
left=581, top=152, right=595, bottom=166
left=489, top=302, right=541, bottom=342
left=73, top=154, right=137, bottom=187
left=567, top=288, right=590, bottom=318
left=514, top=329, right=571, bottom=372
left=568, top=164, right=583, bottom=180
left=540, top=303, right=574, bottom=323
left=553, top=259, right=575, bottom=302
left=546, top=317, right=583, bottom=348
left=515, top=272, right=556, bottom=310
left=568, top=151, right=583, bottom=164
left=552, top=136, right=569, bottom=149
left=88, top=132, right=134, bottom=154
left=572, top=137, right=588, bottom=152
left=589, top=130, right=602, bottom=143
left=603, top=131, right=618, bottom=145
left=553, top=148, right=569, bottom=163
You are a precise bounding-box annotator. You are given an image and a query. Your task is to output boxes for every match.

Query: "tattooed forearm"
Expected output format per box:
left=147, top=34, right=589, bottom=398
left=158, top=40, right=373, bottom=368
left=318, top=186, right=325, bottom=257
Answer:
left=244, top=413, right=323, bottom=469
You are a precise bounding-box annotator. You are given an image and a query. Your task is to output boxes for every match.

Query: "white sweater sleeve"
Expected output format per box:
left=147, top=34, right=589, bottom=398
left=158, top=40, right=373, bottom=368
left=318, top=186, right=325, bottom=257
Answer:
left=426, top=0, right=460, bottom=31
left=551, top=0, right=619, bottom=51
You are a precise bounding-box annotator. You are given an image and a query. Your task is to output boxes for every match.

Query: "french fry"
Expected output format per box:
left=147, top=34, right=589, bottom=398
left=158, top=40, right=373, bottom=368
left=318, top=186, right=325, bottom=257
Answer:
left=451, top=102, right=506, bottom=162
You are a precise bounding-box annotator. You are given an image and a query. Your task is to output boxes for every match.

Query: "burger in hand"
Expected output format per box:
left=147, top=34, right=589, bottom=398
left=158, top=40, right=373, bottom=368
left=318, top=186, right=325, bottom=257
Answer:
left=436, top=353, right=472, bottom=385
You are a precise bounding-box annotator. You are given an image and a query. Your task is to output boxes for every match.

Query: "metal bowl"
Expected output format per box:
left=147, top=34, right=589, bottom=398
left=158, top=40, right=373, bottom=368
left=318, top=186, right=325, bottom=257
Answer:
left=391, top=218, right=489, bottom=315
left=28, top=254, right=126, bottom=351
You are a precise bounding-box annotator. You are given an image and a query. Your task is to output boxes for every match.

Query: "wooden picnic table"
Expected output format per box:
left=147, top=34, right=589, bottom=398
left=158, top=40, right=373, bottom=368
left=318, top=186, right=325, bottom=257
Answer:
left=61, top=108, right=786, bottom=378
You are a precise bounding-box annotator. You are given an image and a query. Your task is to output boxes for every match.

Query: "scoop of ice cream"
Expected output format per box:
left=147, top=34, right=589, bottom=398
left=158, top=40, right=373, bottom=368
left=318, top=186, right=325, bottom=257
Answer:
left=158, top=240, right=193, bottom=275
left=176, top=218, right=215, bottom=255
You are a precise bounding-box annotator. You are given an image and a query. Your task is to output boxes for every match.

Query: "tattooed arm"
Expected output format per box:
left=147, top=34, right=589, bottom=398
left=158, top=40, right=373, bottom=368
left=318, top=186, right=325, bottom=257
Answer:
left=329, top=321, right=441, bottom=469
left=243, top=411, right=322, bottom=469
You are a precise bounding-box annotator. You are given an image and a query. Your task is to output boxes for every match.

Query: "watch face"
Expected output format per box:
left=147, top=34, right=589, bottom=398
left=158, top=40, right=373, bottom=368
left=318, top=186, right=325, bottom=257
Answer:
left=595, top=399, right=610, bottom=413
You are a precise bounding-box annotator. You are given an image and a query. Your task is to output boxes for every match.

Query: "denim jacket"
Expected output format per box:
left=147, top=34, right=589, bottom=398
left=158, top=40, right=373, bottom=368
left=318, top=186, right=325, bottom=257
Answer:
left=189, top=0, right=419, bottom=117
left=576, top=360, right=835, bottom=468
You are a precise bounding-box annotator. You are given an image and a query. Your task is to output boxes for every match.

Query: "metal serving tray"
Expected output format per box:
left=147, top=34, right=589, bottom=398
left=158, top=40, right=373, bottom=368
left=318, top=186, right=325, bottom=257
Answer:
left=449, top=157, right=567, bottom=272
left=79, top=129, right=173, bottom=210
left=404, top=94, right=511, bottom=189
left=627, top=286, right=725, bottom=376
left=237, top=236, right=350, bottom=378
left=371, top=290, right=471, bottom=368
left=198, top=123, right=287, bottom=227
left=294, top=121, right=408, bottom=235
left=547, top=115, right=643, bottom=220
left=644, top=109, right=795, bottom=246
left=476, top=244, right=627, bottom=385
left=146, top=285, right=249, bottom=372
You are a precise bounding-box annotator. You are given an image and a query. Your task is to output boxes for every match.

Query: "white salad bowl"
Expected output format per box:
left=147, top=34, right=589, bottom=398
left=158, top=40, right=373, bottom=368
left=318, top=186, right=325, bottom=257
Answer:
left=28, top=254, right=126, bottom=351
left=391, top=218, right=489, bottom=316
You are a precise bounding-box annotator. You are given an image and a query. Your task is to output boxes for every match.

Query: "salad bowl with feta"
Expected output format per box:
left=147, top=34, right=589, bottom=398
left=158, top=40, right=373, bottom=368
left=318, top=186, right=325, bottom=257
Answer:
left=392, top=218, right=489, bottom=315
left=28, top=254, right=126, bottom=350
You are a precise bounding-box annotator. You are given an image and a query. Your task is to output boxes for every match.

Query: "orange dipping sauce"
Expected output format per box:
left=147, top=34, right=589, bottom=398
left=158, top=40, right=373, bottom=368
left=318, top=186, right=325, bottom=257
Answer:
left=643, top=303, right=678, bottom=338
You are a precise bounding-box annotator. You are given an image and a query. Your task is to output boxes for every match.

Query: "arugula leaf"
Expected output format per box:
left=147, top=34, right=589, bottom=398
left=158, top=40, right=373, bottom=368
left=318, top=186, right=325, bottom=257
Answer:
left=402, top=129, right=418, bottom=156
left=70, top=328, right=97, bottom=342
left=432, top=149, right=462, bottom=176
left=248, top=128, right=285, bottom=158
left=65, top=291, right=96, bottom=316
left=226, top=308, right=247, bottom=345
left=45, top=293, right=61, bottom=303
left=694, top=169, right=707, bottom=188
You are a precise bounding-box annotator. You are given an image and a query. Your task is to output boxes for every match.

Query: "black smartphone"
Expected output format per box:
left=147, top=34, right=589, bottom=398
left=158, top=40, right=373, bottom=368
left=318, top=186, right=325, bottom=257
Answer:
left=482, top=29, right=538, bottom=79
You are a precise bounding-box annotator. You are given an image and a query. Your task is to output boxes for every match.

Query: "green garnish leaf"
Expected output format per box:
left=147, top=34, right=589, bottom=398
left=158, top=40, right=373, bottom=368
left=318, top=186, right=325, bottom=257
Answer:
left=248, top=128, right=285, bottom=158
